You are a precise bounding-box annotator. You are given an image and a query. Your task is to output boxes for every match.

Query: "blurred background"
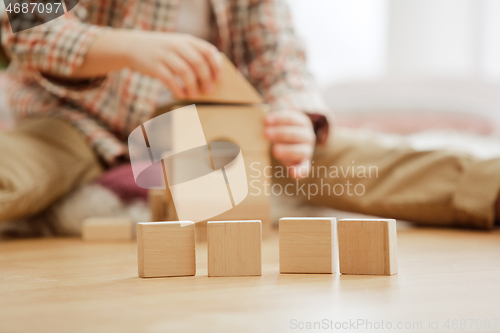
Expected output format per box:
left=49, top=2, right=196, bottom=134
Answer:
left=290, top=0, right=500, bottom=85
left=286, top=0, right=500, bottom=139
left=3, top=0, right=500, bottom=137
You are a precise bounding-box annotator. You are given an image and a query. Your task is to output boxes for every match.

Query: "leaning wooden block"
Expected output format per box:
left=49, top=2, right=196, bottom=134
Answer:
left=207, top=220, right=262, bottom=277
left=148, top=188, right=168, bottom=222
left=338, top=219, right=398, bottom=275
left=82, top=218, right=134, bottom=241
left=279, top=217, right=337, bottom=274
left=137, top=221, right=196, bottom=278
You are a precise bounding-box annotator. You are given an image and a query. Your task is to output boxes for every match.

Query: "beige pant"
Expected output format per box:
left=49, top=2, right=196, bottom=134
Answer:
left=1, top=118, right=498, bottom=229
left=275, top=129, right=500, bottom=229
left=0, top=118, right=103, bottom=222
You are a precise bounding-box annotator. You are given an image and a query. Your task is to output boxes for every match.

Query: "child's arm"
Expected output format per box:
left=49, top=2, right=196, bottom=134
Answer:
left=1, top=8, right=106, bottom=81
left=71, top=30, right=222, bottom=99
left=2, top=13, right=221, bottom=99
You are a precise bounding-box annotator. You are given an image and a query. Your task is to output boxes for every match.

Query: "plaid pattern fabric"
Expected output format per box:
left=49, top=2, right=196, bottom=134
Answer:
left=1, top=0, right=328, bottom=165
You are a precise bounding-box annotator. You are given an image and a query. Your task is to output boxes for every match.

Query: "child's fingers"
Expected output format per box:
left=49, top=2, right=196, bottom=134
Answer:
left=289, top=159, right=312, bottom=179
left=265, top=125, right=315, bottom=144
left=157, top=66, right=185, bottom=99
left=265, top=111, right=312, bottom=127
left=272, top=143, right=314, bottom=166
left=176, top=43, right=214, bottom=94
left=163, top=53, right=199, bottom=98
left=191, top=39, right=223, bottom=80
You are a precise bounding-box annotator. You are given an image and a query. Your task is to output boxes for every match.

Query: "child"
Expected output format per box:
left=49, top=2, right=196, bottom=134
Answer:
left=1, top=0, right=499, bottom=229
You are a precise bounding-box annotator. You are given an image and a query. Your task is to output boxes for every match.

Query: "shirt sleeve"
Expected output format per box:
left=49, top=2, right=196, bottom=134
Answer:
left=1, top=4, right=109, bottom=77
left=242, top=0, right=331, bottom=117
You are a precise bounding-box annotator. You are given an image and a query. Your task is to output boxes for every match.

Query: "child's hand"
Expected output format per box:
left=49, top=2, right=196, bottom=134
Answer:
left=264, top=111, right=316, bottom=179
left=126, top=31, right=222, bottom=99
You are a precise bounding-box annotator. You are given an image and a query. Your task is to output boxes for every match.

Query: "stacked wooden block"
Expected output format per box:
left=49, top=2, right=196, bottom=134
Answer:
left=148, top=188, right=169, bottom=222
left=135, top=217, right=397, bottom=278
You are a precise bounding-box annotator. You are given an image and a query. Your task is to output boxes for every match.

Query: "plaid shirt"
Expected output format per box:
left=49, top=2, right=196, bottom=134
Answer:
left=1, top=0, right=328, bottom=165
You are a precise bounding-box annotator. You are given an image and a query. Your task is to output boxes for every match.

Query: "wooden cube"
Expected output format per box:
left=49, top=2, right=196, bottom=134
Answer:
left=137, top=221, right=196, bottom=278
left=82, top=218, right=134, bottom=241
left=163, top=55, right=271, bottom=240
left=169, top=105, right=272, bottom=241
left=279, top=217, right=337, bottom=274
left=338, top=219, right=398, bottom=275
left=196, top=105, right=269, bottom=153
left=207, top=220, right=262, bottom=277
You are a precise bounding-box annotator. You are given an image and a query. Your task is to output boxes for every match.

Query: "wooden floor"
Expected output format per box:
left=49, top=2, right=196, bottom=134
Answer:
left=1, top=228, right=500, bottom=333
